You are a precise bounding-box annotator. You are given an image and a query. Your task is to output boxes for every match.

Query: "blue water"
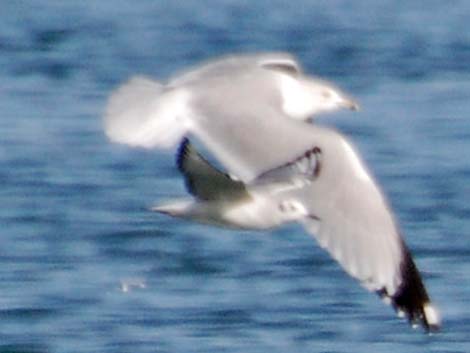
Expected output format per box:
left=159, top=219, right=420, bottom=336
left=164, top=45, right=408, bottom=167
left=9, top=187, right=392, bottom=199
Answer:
left=2, top=1, right=470, bottom=352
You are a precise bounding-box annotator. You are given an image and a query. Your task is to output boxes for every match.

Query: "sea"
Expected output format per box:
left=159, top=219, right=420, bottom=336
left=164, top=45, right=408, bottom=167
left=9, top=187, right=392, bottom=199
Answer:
left=1, top=1, right=470, bottom=352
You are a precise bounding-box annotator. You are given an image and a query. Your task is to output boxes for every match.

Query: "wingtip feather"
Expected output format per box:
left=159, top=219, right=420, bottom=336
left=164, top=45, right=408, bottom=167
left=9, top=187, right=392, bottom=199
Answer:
left=377, top=244, right=440, bottom=333
left=176, top=137, right=191, bottom=173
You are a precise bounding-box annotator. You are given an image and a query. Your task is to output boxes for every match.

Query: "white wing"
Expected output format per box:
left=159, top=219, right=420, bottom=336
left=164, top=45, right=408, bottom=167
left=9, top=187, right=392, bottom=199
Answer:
left=253, top=129, right=439, bottom=331
left=164, top=124, right=439, bottom=331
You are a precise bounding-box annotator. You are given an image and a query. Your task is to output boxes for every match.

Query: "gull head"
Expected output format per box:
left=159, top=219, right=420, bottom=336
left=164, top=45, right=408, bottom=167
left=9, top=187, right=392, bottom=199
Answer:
left=279, top=74, right=360, bottom=120
left=307, top=79, right=359, bottom=113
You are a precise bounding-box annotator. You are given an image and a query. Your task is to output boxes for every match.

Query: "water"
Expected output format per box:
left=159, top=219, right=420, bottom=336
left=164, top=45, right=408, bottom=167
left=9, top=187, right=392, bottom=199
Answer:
left=1, top=1, right=470, bottom=352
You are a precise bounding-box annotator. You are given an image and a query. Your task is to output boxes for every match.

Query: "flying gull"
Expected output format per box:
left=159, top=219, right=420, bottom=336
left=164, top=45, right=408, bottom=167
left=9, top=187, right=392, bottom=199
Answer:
left=104, top=52, right=358, bottom=181
left=103, top=52, right=439, bottom=331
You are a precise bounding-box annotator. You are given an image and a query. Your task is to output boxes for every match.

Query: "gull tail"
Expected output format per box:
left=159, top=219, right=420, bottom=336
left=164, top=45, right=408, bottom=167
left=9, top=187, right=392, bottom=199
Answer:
left=151, top=199, right=230, bottom=227
left=151, top=199, right=194, bottom=218
left=104, top=76, right=190, bottom=149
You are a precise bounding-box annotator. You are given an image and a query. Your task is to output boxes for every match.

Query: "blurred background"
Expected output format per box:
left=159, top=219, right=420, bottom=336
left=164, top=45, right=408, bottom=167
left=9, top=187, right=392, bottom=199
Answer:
left=1, top=1, right=469, bottom=352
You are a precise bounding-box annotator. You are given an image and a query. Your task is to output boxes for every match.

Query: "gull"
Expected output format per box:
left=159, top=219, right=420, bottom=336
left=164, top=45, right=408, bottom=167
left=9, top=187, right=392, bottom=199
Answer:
left=103, top=52, right=439, bottom=331
left=152, top=132, right=439, bottom=332
left=152, top=138, right=322, bottom=229
left=104, top=52, right=359, bottom=180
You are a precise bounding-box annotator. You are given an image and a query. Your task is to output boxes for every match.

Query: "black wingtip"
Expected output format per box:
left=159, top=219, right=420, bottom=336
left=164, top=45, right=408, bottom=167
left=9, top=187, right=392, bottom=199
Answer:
left=176, top=137, right=191, bottom=173
left=378, top=244, right=440, bottom=333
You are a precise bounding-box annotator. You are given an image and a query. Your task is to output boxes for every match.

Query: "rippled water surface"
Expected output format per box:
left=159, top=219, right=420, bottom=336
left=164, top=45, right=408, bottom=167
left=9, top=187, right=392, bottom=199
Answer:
left=2, top=1, right=470, bottom=352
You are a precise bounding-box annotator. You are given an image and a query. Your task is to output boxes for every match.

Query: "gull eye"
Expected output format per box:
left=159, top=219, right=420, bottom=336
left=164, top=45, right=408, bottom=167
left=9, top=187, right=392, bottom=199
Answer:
left=322, top=90, right=332, bottom=99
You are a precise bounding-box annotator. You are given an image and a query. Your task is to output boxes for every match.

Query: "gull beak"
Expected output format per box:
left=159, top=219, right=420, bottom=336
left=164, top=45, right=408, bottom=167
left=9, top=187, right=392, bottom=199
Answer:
left=343, top=97, right=360, bottom=111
